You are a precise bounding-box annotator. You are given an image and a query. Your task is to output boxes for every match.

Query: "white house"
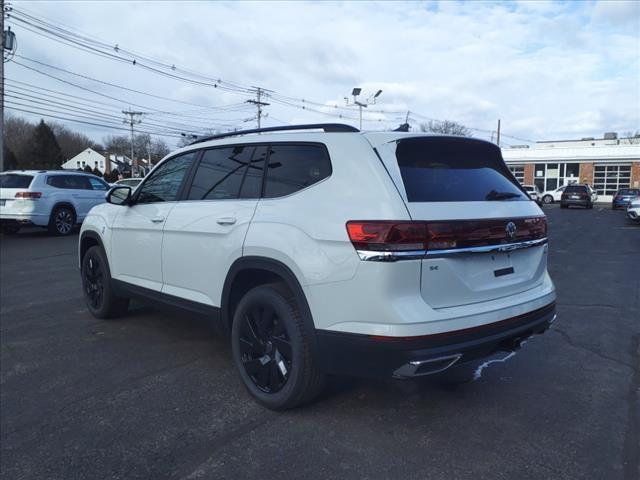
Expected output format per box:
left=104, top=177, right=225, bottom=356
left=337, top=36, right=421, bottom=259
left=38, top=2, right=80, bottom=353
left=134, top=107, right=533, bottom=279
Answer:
left=61, top=148, right=132, bottom=174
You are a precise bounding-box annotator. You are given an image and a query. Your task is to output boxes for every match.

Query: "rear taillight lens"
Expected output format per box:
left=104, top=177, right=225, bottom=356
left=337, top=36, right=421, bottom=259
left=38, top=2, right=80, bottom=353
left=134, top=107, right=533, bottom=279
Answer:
left=15, top=192, right=42, bottom=199
left=346, top=217, right=547, bottom=252
left=346, top=221, right=427, bottom=251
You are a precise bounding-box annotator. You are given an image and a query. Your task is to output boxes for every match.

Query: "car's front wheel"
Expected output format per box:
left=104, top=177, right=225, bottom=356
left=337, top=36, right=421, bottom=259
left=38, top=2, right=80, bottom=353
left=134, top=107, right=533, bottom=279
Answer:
left=231, top=284, right=325, bottom=410
left=49, top=206, right=76, bottom=236
left=542, top=195, right=553, bottom=204
left=81, top=246, right=130, bottom=319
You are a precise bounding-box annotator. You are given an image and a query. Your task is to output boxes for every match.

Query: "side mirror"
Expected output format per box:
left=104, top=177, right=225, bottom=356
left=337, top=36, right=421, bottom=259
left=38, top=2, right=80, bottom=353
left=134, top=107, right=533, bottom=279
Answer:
left=106, top=186, right=132, bottom=206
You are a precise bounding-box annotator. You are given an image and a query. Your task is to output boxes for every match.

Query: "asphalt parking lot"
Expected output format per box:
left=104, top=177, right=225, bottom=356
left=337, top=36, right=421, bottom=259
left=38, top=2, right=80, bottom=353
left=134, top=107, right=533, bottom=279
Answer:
left=1, top=205, right=638, bottom=480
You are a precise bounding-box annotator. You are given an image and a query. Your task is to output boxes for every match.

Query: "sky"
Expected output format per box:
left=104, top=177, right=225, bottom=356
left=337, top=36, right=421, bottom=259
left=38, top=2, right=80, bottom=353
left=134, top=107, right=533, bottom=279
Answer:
left=4, top=0, right=640, bottom=148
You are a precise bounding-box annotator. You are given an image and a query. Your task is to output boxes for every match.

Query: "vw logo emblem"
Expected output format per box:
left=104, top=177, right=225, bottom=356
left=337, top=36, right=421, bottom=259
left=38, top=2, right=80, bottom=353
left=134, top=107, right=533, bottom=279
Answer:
left=505, top=221, right=517, bottom=240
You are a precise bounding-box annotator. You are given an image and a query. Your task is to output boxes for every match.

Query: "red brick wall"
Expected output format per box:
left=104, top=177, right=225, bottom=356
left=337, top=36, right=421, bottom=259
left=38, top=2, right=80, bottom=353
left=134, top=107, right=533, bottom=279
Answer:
left=631, top=162, right=640, bottom=188
left=523, top=164, right=534, bottom=185
left=579, top=163, right=593, bottom=185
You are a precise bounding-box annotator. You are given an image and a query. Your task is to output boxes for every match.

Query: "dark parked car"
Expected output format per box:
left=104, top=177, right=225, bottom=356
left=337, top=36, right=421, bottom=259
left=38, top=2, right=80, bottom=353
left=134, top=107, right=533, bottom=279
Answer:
left=560, top=184, right=594, bottom=209
left=611, top=188, right=640, bottom=210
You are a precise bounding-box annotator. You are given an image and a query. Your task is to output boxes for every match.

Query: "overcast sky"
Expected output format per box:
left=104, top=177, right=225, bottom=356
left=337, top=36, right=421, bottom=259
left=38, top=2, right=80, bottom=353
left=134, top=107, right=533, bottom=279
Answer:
left=5, top=0, right=640, bottom=148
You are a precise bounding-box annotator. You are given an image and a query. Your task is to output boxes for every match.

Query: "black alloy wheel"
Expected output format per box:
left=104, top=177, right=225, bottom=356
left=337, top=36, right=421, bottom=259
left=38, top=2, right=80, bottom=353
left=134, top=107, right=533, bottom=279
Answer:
left=81, top=246, right=129, bottom=319
left=50, top=206, right=75, bottom=235
left=83, top=255, right=105, bottom=311
left=238, top=304, right=293, bottom=393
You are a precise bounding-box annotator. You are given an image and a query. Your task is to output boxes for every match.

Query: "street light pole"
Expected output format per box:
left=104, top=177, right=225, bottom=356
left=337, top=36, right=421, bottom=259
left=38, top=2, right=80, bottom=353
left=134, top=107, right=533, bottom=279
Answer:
left=346, top=88, right=382, bottom=131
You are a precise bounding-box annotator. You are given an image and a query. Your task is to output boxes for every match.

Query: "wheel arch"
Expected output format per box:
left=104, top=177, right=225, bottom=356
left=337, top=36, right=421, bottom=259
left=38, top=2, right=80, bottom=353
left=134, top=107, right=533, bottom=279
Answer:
left=79, top=230, right=105, bottom=268
left=221, top=256, right=317, bottom=346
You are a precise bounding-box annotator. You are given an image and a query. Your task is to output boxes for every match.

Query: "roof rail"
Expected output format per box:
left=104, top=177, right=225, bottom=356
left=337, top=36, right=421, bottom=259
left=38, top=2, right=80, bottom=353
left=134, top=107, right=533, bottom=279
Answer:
left=189, top=123, right=359, bottom=145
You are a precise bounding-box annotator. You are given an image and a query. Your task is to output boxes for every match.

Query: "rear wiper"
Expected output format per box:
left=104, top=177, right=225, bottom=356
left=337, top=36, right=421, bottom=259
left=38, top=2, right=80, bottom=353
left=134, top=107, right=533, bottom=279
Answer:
left=485, top=190, right=522, bottom=201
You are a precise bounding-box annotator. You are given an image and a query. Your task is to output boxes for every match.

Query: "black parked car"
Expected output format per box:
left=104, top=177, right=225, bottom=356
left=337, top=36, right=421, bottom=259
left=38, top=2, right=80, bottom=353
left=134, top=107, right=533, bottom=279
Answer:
left=560, top=184, right=595, bottom=209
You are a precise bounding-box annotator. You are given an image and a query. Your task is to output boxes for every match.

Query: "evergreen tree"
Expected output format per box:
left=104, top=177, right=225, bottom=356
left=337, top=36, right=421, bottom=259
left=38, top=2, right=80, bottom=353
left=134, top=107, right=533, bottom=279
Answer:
left=27, top=120, right=64, bottom=169
left=83, top=165, right=93, bottom=173
left=3, top=145, right=18, bottom=171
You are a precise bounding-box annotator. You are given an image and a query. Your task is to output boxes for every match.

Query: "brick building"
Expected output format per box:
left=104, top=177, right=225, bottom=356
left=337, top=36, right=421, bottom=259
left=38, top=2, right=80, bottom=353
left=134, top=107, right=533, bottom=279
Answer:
left=502, top=133, right=640, bottom=202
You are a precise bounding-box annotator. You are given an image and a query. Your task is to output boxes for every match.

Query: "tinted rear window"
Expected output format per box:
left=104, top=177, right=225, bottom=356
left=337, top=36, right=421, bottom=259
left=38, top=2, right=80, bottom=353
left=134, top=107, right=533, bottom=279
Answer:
left=188, top=145, right=266, bottom=200
left=263, top=144, right=331, bottom=198
left=564, top=186, right=587, bottom=193
left=47, top=175, right=92, bottom=190
left=395, top=137, right=524, bottom=202
left=619, top=189, right=639, bottom=195
left=0, top=174, right=33, bottom=188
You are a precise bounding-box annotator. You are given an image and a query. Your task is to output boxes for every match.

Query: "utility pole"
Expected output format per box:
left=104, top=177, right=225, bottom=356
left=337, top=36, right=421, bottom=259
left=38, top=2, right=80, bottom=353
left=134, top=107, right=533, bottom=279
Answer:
left=496, top=119, right=501, bottom=147
left=1, top=0, right=6, bottom=172
left=246, top=87, right=270, bottom=129
left=122, top=108, right=143, bottom=177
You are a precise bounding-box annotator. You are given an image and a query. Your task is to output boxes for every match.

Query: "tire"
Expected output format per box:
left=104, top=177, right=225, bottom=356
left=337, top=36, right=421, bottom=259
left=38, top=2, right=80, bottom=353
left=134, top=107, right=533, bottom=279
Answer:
left=560, top=204, right=568, bottom=209
left=1, top=226, right=20, bottom=235
left=542, top=195, right=553, bottom=204
left=231, top=284, right=325, bottom=410
left=81, top=245, right=130, bottom=319
left=48, top=206, right=76, bottom=236
left=588, top=203, right=594, bottom=209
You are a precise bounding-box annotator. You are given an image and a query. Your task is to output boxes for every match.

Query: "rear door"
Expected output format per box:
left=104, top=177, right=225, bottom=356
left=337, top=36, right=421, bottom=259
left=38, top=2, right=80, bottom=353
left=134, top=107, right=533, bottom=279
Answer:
left=86, top=176, right=110, bottom=210
left=376, top=136, right=547, bottom=309
left=161, top=144, right=267, bottom=305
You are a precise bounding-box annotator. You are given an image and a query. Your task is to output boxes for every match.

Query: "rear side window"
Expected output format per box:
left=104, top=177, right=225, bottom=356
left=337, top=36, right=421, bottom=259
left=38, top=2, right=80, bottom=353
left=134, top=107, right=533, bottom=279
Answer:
left=47, top=175, right=91, bottom=190
left=564, top=186, right=587, bottom=193
left=619, top=189, right=640, bottom=195
left=188, top=145, right=266, bottom=200
left=395, top=137, right=524, bottom=202
left=264, top=144, right=331, bottom=198
left=0, top=174, right=33, bottom=188
left=88, top=177, right=109, bottom=190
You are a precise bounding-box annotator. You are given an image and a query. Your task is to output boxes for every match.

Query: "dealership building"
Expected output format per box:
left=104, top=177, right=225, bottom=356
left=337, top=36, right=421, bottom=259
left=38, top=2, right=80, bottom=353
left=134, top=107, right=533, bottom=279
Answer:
left=502, top=133, right=640, bottom=202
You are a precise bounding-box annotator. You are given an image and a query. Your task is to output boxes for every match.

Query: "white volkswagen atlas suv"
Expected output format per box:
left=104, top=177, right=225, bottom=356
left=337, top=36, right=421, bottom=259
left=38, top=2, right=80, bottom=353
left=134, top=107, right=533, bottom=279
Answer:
left=79, top=124, right=556, bottom=410
left=1, top=170, right=110, bottom=235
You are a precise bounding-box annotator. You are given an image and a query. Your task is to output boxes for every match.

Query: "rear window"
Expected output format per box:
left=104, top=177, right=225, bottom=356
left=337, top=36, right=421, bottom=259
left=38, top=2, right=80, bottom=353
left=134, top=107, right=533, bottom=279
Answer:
left=564, top=185, right=587, bottom=193
left=619, top=189, right=639, bottom=195
left=0, top=174, right=34, bottom=188
left=395, top=137, right=524, bottom=202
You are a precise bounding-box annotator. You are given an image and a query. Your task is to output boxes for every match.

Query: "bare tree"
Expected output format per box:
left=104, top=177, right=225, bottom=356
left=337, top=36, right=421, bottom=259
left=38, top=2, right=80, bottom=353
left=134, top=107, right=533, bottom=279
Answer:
left=419, top=120, right=472, bottom=137
left=50, top=122, right=101, bottom=160
left=622, top=131, right=640, bottom=144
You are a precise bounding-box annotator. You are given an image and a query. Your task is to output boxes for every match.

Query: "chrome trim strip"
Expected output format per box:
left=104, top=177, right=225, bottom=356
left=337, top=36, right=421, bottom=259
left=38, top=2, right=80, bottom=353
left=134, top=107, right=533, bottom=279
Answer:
left=356, top=237, right=548, bottom=262
left=356, top=250, right=426, bottom=262
left=426, top=237, right=548, bottom=257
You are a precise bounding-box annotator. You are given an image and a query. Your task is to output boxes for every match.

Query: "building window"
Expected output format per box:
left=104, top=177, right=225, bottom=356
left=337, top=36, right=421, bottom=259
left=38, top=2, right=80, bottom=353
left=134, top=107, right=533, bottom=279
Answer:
left=508, top=165, right=525, bottom=184
left=593, top=164, right=632, bottom=196
left=533, top=162, right=580, bottom=192
left=76, top=161, right=80, bottom=168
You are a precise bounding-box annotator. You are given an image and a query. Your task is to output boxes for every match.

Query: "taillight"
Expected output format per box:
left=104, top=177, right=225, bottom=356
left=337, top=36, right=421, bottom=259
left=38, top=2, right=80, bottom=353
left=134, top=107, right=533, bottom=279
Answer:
left=346, top=221, right=427, bottom=251
left=346, top=217, right=547, bottom=253
left=15, top=192, right=42, bottom=199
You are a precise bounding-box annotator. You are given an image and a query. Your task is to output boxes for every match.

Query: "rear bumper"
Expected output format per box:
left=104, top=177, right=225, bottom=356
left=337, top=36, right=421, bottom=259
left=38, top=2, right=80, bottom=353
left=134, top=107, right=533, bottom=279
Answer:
left=316, top=302, right=556, bottom=378
left=0, top=213, right=48, bottom=227
left=561, top=199, right=590, bottom=206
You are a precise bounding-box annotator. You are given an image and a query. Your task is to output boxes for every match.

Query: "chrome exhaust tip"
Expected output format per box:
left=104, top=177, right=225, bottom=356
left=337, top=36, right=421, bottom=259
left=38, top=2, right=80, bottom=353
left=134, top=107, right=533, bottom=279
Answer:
left=393, top=353, right=462, bottom=379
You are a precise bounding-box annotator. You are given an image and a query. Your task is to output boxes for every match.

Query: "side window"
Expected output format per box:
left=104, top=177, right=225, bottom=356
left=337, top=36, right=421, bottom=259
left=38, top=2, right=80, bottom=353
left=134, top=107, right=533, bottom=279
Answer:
left=47, top=175, right=91, bottom=190
left=136, top=152, right=196, bottom=204
left=88, top=177, right=109, bottom=191
left=263, top=144, right=331, bottom=198
left=188, top=145, right=266, bottom=200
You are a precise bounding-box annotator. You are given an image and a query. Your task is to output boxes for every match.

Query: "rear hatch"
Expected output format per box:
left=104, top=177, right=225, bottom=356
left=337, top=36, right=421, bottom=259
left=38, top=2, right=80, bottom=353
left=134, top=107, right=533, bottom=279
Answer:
left=376, top=136, right=547, bottom=309
left=0, top=174, right=35, bottom=212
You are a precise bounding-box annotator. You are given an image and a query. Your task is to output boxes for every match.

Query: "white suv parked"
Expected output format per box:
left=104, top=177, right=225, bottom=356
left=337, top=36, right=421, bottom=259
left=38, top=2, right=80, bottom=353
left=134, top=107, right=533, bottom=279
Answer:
left=79, top=124, right=556, bottom=409
left=0, top=170, right=110, bottom=235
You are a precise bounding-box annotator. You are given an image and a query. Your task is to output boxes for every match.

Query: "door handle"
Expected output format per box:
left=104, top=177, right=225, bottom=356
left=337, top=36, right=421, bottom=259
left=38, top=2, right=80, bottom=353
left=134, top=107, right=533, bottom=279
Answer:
left=216, top=217, right=237, bottom=225
left=151, top=216, right=165, bottom=223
